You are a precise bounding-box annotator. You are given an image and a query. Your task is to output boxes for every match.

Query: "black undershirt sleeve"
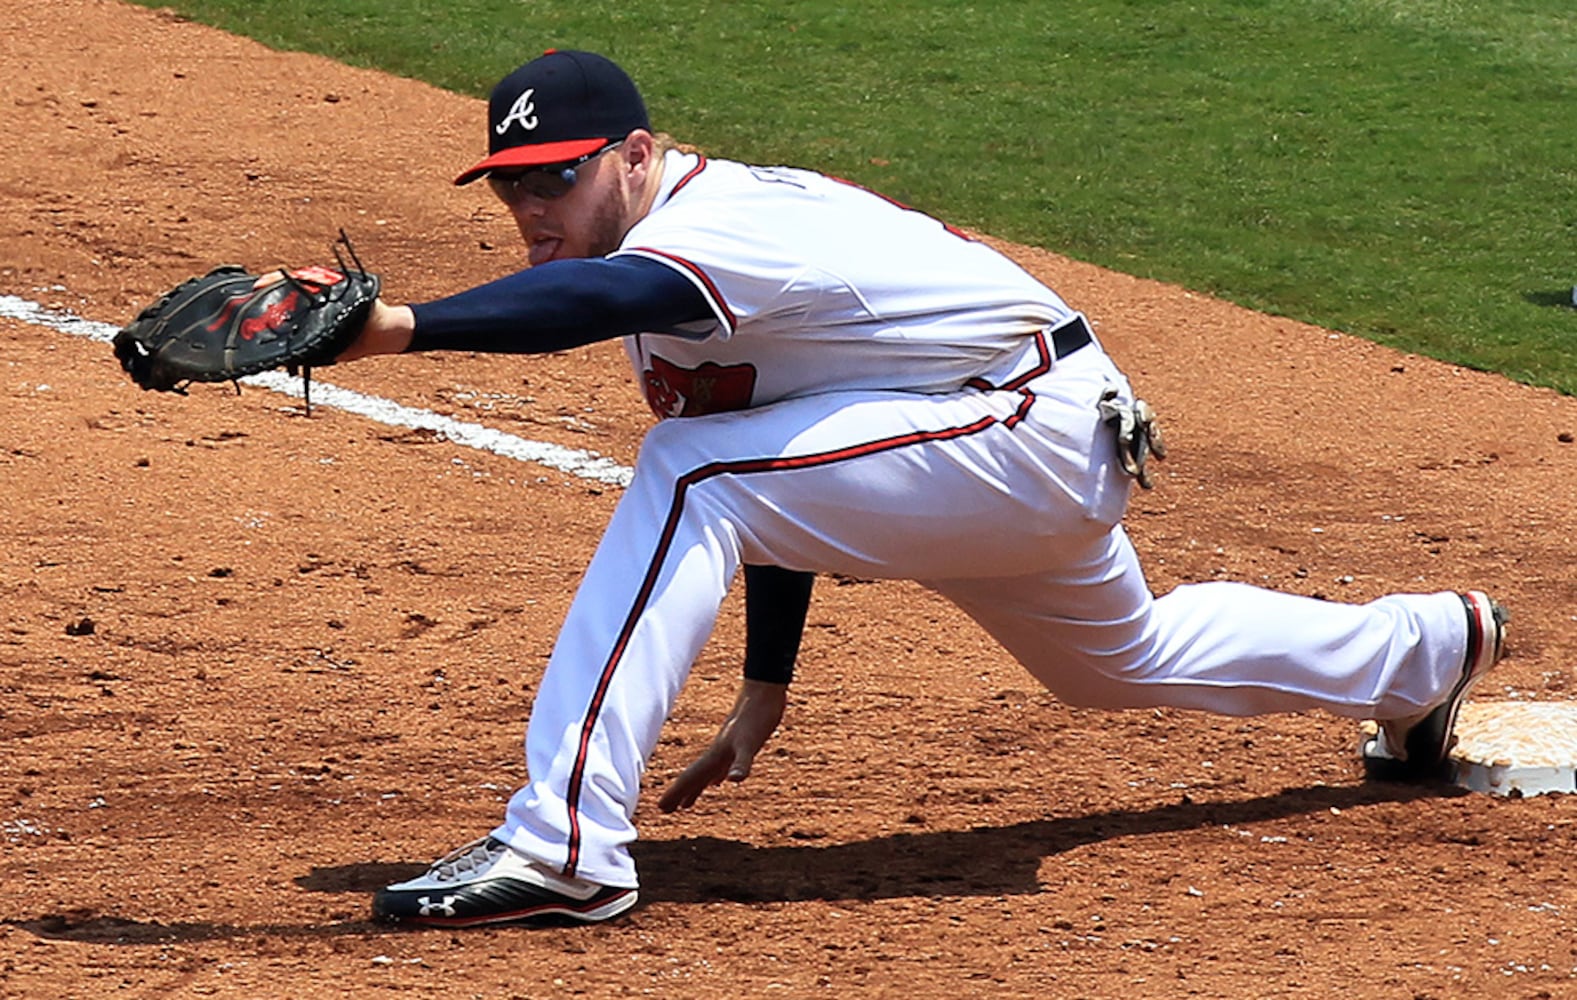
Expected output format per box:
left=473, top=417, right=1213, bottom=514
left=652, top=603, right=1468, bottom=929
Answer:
left=743, top=565, right=816, bottom=684
left=405, top=255, right=713, bottom=354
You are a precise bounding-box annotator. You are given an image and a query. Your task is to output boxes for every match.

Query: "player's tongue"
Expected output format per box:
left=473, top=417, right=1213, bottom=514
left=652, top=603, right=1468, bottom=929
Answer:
left=528, top=237, right=562, bottom=266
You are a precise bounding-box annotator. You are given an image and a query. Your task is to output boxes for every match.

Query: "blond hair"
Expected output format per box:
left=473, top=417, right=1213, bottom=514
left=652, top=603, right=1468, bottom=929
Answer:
left=653, top=131, right=703, bottom=156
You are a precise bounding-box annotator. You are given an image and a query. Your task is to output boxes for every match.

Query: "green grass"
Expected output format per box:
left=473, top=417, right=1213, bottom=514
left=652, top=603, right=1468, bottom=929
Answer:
left=138, top=0, right=1577, bottom=391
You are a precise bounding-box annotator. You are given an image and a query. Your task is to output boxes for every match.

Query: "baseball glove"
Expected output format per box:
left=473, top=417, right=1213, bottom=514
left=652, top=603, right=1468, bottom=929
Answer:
left=113, top=234, right=380, bottom=403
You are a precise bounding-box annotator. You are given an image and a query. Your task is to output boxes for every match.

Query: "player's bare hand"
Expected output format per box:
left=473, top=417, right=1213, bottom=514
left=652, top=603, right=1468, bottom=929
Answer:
left=658, top=679, right=787, bottom=813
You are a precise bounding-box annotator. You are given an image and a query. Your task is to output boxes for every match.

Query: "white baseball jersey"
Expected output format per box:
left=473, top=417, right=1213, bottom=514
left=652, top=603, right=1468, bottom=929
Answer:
left=614, top=151, right=1077, bottom=417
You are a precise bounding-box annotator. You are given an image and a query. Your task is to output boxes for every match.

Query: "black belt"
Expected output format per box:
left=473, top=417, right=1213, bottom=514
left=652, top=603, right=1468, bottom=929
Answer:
left=1050, top=315, right=1093, bottom=359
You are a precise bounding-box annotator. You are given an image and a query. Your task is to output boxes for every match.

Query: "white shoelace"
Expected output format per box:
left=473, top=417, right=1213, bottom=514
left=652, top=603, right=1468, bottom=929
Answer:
left=429, top=837, right=505, bottom=882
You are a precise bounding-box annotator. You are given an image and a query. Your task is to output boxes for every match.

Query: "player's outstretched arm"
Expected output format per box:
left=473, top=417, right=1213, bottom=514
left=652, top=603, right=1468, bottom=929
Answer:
left=298, top=253, right=711, bottom=364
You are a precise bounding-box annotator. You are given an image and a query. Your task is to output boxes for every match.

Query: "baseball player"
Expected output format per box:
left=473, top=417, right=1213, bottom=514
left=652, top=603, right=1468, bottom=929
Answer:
left=334, top=50, right=1508, bottom=927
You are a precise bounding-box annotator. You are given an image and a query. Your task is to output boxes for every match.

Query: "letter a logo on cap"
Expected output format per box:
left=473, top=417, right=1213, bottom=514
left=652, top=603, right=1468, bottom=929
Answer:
left=496, top=89, right=539, bottom=134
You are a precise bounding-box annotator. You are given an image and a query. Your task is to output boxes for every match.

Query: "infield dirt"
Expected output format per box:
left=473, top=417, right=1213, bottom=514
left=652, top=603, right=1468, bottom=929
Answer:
left=3, top=2, right=1576, bottom=997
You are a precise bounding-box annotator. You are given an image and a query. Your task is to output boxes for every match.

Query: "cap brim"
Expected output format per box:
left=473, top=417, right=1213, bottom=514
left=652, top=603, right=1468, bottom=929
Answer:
left=453, top=138, right=612, bottom=186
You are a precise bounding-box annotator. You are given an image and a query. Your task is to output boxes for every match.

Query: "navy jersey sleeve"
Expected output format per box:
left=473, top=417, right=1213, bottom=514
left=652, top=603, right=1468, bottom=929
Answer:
left=405, top=254, right=712, bottom=354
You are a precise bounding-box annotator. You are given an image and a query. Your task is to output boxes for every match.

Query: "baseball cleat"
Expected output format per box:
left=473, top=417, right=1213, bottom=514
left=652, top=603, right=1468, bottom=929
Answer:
left=372, top=836, right=638, bottom=928
left=1363, top=591, right=1509, bottom=782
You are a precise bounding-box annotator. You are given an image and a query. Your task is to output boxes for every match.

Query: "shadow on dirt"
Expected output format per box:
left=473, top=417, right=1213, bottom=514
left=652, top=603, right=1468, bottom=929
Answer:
left=6, top=913, right=379, bottom=944
left=9, top=779, right=1450, bottom=944
left=634, top=779, right=1450, bottom=904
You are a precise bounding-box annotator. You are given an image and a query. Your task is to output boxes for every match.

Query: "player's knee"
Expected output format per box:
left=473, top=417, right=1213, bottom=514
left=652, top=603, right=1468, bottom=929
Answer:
left=633, top=416, right=745, bottom=483
left=631, top=418, right=697, bottom=479
left=1058, top=640, right=1171, bottom=700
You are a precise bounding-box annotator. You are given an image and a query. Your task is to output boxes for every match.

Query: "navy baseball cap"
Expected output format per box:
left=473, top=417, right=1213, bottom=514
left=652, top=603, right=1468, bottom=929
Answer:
left=454, top=49, right=650, bottom=186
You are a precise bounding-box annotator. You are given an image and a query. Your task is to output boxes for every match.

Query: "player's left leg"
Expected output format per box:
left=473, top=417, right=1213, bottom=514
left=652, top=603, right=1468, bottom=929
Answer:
left=931, top=525, right=1484, bottom=719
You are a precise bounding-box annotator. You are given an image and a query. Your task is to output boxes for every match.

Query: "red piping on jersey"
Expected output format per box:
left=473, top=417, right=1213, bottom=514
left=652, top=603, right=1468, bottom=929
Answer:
left=669, top=154, right=707, bottom=196
left=627, top=246, right=737, bottom=332
left=963, top=326, right=1052, bottom=428
left=558, top=330, right=1053, bottom=875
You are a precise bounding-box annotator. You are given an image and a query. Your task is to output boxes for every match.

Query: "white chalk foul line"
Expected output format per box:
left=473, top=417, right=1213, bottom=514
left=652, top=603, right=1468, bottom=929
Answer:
left=0, top=294, right=635, bottom=487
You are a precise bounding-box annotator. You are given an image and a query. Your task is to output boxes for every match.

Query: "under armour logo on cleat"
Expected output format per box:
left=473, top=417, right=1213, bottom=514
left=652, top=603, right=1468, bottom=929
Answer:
left=417, top=895, right=458, bottom=918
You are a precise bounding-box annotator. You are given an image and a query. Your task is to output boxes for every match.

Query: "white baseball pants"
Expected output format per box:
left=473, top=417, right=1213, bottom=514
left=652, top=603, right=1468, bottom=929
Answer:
left=497, top=341, right=1473, bottom=887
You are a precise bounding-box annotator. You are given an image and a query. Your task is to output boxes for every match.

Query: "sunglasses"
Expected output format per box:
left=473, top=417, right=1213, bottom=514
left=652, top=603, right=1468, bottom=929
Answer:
left=488, top=141, right=625, bottom=205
